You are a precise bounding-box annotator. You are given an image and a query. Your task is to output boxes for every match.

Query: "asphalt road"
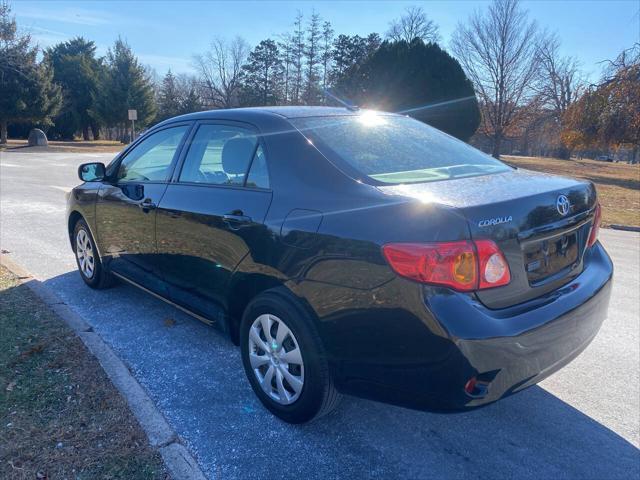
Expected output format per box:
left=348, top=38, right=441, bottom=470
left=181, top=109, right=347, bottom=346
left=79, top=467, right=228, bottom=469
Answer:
left=1, top=150, right=639, bottom=479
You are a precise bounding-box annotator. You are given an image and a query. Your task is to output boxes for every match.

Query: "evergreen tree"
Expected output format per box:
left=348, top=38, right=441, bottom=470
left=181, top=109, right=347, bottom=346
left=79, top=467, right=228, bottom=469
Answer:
left=330, top=34, right=379, bottom=85
left=157, top=70, right=182, bottom=121
left=240, top=39, right=283, bottom=106
left=303, top=11, right=322, bottom=104
left=336, top=39, right=480, bottom=140
left=91, top=38, right=156, bottom=140
left=319, top=21, right=334, bottom=101
left=44, top=37, right=101, bottom=140
left=278, top=35, right=294, bottom=104
left=0, top=1, right=62, bottom=143
left=178, top=76, right=202, bottom=114
left=291, top=11, right=305, bottom=104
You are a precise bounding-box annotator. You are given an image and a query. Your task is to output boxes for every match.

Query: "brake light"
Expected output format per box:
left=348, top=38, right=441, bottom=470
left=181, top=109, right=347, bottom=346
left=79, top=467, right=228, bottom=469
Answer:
left=382, top=240, right=510, bottom=291
left=587, top=203, right=602, bottom=247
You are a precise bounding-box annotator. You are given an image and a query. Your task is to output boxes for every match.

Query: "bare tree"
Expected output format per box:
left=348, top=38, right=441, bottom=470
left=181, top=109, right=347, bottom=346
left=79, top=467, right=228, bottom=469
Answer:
left=194, top=36, right=248, bottom=109
left=387, top=6, right=440, bottom=44
left=451, top=0, right=542, bottom=158
left=536, top=33, right=585, bottom=120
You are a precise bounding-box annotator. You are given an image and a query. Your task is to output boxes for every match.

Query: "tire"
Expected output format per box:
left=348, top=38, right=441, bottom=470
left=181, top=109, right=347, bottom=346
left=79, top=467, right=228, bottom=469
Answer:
left=73, top=218, right=115, bottom=289
left=240, top=289, right=341, bottom=423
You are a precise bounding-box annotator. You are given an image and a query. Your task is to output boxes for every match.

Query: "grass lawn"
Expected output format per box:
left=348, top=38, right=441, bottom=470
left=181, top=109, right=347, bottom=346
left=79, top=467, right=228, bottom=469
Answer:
left=0, top=266, right=168, bottom=479
left=0, top=139, right=124, bottom=153
left=504, top=156, right=640, bottom=228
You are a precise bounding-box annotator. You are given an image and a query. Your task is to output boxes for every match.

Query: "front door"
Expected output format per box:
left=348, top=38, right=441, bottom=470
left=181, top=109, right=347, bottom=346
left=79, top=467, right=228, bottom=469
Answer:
left=95, top=124, right=191, bottom=295
left=155, top=122, right=273, bottom=320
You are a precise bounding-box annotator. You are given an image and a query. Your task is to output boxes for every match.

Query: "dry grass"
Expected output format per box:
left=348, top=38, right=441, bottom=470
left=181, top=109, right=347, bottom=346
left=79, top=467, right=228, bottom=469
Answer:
left=0, top=266, right=168, bottom=480
left=1, top=139, right=124, bottom=153
left=504, top=155, right=640, bottom=228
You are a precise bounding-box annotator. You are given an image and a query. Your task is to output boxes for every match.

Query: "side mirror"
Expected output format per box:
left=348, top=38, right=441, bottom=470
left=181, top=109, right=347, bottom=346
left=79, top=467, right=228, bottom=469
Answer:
left=78, top=162, right=106, bottom=182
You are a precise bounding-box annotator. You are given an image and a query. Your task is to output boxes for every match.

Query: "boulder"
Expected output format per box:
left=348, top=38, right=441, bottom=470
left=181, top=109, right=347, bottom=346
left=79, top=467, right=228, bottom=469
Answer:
left=28, top=129, right=48, bottom=147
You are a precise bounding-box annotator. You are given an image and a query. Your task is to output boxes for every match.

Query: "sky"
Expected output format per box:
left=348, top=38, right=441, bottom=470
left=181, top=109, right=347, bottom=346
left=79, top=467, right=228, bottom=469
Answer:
left=11, top=0, right=640, bottom=82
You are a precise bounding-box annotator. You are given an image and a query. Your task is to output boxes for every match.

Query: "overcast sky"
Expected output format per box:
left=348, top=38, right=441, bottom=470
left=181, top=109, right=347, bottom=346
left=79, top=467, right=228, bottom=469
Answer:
left=12, top=0, right=640, bottom=82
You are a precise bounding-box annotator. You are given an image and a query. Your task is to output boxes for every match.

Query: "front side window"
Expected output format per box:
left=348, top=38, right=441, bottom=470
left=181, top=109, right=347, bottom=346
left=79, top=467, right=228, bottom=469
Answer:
left=290, top=112, right=510, bottom=184
left=179, top=124, right=258, bottom=185
left=117, top=126, right=189, bottom=182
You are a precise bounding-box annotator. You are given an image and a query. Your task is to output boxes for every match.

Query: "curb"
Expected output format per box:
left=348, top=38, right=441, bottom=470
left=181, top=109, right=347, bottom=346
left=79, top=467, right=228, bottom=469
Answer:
left=0, top=254, right=208, bottom=480
left=609, top=224, right=640, bottom=233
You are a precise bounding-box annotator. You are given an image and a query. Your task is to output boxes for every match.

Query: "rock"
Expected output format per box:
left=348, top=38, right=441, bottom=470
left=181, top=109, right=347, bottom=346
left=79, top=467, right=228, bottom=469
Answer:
left=28, top=129, right=48, bottom=147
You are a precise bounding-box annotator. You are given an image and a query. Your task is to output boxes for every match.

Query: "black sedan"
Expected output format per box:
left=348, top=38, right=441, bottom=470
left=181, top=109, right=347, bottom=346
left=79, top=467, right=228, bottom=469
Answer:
left=67, top=107, right=613, bottom=423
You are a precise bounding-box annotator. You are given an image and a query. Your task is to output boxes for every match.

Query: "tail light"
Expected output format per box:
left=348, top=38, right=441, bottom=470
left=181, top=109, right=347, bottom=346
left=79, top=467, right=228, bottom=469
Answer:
left=587, top=203, right=602, bottom=247
left=382, top=240, right=510, bottom=291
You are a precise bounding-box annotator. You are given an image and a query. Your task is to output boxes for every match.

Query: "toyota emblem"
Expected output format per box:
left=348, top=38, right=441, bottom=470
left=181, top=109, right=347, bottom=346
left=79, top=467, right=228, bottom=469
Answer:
left=556, top=195, right=570, bottom=216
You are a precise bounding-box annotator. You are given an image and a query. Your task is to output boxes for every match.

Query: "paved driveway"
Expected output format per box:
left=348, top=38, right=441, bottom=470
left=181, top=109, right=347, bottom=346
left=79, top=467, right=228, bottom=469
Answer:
left=1, top=150, right=639, bottom=479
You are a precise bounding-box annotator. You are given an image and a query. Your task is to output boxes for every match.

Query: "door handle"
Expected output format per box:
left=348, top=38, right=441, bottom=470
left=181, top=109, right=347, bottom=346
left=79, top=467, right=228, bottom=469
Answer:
left=139, top=198, right=157, bottom=212
left=223, top=211, right=252, bottom=228
left=223, top=213, right=252, bottom=223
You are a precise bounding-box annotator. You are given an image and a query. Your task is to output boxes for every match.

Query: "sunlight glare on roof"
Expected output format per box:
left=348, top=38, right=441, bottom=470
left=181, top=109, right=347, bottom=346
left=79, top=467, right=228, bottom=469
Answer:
left=357, top=110, right=386, bottom=127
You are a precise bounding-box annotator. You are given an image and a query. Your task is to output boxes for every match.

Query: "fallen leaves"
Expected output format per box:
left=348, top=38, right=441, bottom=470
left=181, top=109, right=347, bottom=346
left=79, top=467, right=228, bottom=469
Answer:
left=163, top=318, right=176, bottom=328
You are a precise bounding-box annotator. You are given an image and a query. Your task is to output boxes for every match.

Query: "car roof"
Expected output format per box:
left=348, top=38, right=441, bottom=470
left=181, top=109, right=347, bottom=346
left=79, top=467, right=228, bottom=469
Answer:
left=156, top=106, right=401, bottom=127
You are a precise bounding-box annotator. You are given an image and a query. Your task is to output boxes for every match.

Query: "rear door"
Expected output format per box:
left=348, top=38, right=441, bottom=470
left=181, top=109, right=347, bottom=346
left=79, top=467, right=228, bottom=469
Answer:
left=95, top=124, right=191, bottom=295
left=155, top=121, right=273, bottom=320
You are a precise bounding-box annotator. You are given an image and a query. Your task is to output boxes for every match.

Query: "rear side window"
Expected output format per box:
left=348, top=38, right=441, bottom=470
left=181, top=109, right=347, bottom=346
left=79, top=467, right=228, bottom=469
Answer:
left=246, top=145, right=270, bottom=189
left=291, top=113, right=510, bottom=184
left=117, top=126, right=189, bottom=182
left=179, top=124, right=258, bottom=185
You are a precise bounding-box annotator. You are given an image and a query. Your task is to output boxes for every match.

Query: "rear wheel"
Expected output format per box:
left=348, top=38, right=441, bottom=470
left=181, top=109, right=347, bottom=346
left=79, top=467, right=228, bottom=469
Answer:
left=73, top=219, right=114, bottom=289
left=240, top=289, right=341, bottom=423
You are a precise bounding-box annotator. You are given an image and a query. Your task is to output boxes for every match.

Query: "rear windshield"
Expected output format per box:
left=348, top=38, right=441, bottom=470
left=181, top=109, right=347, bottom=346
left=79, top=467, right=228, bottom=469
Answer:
left=290, top=112, right=510, bottom=184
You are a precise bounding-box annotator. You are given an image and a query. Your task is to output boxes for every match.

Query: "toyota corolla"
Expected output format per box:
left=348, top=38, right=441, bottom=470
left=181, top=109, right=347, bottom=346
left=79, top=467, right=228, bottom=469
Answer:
left=67, top=107, right=613, bottom=423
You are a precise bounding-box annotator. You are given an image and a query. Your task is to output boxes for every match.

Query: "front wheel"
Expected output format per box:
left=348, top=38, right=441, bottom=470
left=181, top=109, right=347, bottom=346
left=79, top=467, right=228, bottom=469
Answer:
left=240, top=289, right=341, bottom=423
left=73, top=219, right=114, bottom=289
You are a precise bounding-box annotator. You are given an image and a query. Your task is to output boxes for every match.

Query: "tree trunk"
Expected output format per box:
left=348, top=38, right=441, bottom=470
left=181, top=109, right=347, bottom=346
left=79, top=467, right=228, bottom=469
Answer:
left=91, top=123, right=100, bottom=140
left=492, top=135, right=502, bottom=159
left=0, top=120, right=7, bottom=144
left=82, top=125, right=90, bottom=141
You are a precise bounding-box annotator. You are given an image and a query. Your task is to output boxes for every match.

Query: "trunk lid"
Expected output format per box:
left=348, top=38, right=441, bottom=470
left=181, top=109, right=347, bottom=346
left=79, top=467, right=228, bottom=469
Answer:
left=379, top=169, right=598, bottom=308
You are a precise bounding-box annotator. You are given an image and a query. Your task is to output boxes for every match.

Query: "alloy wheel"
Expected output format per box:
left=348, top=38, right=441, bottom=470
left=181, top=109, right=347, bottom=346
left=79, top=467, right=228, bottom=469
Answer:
left=76, top=229, right=95, bottom=279
left=248, top=313, right=305, bottom=405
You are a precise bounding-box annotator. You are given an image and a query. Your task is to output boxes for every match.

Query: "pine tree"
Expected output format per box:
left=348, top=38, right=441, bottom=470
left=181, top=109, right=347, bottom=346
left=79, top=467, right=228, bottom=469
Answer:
left=177, top=76, right=202, bottom=115
left=0, top=1, right=62, bottom=143
left=240, top=39, right=283, bottom=106
left=91, top=38, right=156, bottom=141
left=157, top=70, right=182, bottom=121
left=330, top=34, right=379, bottom=86
left=291, top=11, right=305, bottom=104
left=44, top=37, right=101, bottom=140
left=336, top=39, right=480, bottom=140
left=320, top=21, right=334, bottom=102
left=303, top=11, right=322, bottom=104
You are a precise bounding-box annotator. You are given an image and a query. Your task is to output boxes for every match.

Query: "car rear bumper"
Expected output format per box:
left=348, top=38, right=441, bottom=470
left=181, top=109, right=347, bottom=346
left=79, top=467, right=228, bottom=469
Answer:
left=334, top=242, right=613, bottom=411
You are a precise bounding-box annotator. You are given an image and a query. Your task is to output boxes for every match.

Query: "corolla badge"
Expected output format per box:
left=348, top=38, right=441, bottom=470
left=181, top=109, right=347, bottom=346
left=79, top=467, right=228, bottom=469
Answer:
left=478, top=216, right=513, bottom=227
left=556, top=195, right=571, bottom=216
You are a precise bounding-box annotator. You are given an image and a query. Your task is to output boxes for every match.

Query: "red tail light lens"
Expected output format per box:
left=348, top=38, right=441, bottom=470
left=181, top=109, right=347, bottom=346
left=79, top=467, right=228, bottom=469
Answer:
left=382, top=240, right=510, bottom=291
left=587, top=203, right=602, bottom=247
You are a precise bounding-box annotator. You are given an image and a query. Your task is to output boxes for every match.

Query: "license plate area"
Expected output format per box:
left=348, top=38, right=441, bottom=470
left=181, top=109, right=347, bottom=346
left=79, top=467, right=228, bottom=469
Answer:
left=524, top=231, right=579, bottom=284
